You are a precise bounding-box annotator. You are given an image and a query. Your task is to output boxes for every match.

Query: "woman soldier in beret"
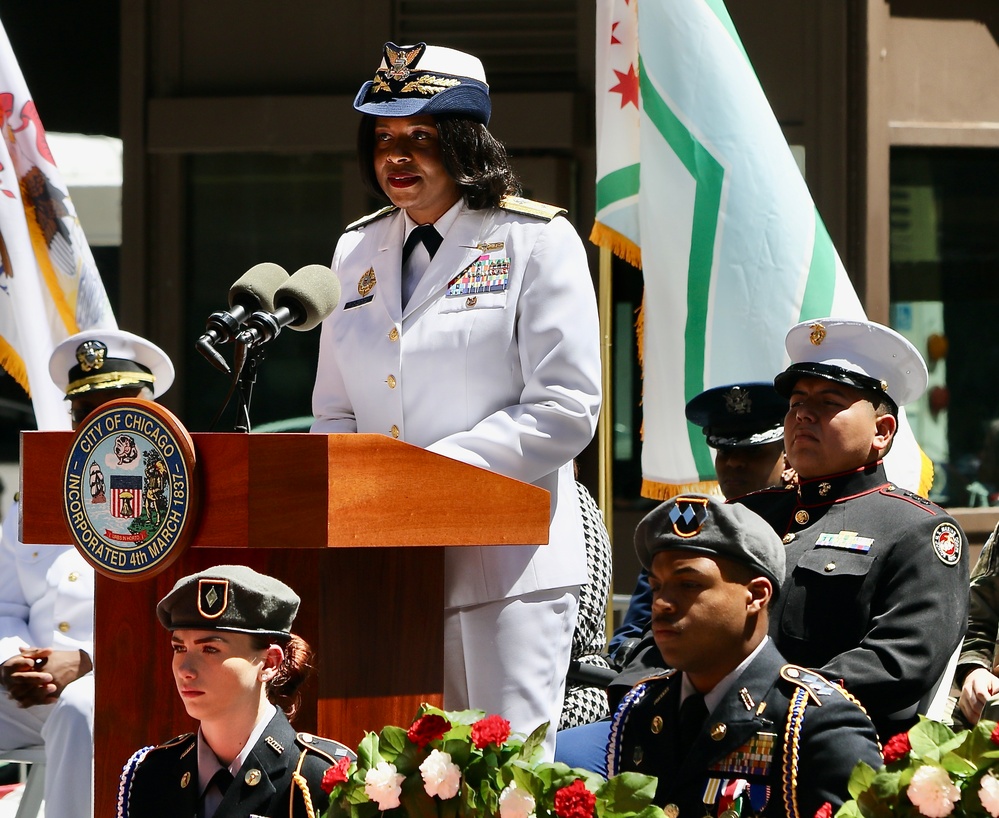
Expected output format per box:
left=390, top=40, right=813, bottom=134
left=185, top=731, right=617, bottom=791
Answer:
left=117, top=565, right=353, bottom=818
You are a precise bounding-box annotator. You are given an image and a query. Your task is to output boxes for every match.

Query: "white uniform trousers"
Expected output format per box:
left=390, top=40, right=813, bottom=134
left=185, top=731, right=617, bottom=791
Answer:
left=443, top=587, right=578, bottom=760
left=0, top=671, right=94, bottom=818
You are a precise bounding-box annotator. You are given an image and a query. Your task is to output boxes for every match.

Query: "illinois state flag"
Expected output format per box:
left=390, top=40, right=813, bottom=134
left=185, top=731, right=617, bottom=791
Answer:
left=593, top=0, right=929, bottom=497
left=0, top=17, right=116, bottom=430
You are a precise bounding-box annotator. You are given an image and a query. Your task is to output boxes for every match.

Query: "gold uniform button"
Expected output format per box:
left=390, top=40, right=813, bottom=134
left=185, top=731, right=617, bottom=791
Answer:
left=390, top=425, right=400, bottom=439
left=180, top=771, right=191, bottom=788
left=825, top=562, right=836, bottom=572
left=58, top=622, right=71, bottom=633
left=664, top=804, right=679, bottom=818
left=465, top=296, right=477, bottom=308
left=245, top=769, right=262, bottom=786
left=650, top=715, right=663, bottom=734
left=794, top=509, right=809, bottom=525
left=710, top=722, right=727, bottom=740
left=386, top=375, right=397, bottom=389
left=68, top=572, right=79, bottom=582
left=388, top=327, right=399, bottom=341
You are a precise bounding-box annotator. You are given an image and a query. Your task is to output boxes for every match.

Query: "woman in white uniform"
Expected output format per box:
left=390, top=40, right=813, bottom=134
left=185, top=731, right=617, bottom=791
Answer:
left=311, top=42, right=602, bottom=756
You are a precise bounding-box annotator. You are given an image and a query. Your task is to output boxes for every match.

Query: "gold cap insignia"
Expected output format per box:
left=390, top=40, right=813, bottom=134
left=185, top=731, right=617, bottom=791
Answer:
left=724, top=386, right=751, bottom=415
left=809, top=323, right=826, bottom=346
left=76, top=340, right=108, bottom=373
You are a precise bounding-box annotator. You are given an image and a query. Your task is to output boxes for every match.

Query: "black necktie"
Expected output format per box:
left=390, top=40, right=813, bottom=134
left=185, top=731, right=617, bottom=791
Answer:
left=676, top=693, right=708, bottom=750
left=402, top=224, right=442, bottom=264
left=200, top=768, right=234, bottom=818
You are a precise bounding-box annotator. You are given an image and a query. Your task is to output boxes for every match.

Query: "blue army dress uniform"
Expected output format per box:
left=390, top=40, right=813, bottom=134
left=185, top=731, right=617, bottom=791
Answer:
left=608, top=646, right=882, bottom=818
left=118, top=715, right=353, bottom=818
left=736, top=319, right=969, bottom=741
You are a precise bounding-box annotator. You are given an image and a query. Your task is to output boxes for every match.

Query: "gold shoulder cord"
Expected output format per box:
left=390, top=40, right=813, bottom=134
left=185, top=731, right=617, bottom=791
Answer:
left=782, top=688, right=808, bottom=818
left=831, top=681, right=884, bottom=757
left=292, top=750, right=317, bottom=818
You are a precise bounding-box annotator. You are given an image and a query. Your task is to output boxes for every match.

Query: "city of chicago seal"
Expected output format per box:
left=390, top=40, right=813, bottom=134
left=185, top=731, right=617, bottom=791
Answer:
left=62, top=398, right=198, bottom=580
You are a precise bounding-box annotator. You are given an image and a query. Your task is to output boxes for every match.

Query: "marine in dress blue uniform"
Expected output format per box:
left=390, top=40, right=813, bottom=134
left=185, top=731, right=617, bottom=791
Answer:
left=735, top=318, right=969, bottom=741
left=609, top=495, right=882, bottom=818
left=311, top=42, right=601, bottom=755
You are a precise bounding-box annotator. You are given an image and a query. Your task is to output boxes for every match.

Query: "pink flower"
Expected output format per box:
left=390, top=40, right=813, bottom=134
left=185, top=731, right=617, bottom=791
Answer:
left=321, top=755, right=352, bottom=794
left=500, top=784, right=537, bottom=818
left=554, top=779, right=596, bottom=818
left=408, top=714, right=451, bottom=748
left=981, top=772, right=999, bottom=818
left=906, top=765, right=961, bottom=818
left=814, top=803, right=833, bottom=818
left=419, top=749, right=461, bottom=800
left=883, top=732, right=912, bottom=764
left=472, top=714, right=511, bottom=749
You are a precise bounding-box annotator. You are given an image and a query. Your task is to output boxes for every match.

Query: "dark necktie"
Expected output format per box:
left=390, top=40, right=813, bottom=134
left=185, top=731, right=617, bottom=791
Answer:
left=200, top=768, right=234, bottom=818
left=676, top=692, right=708, bottom=750
left=402, top=224, right=442, bottom=264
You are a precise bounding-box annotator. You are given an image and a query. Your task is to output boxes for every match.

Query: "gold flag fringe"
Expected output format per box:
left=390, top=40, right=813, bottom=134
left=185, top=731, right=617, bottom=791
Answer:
left=590, top=222, right=643, bottom=269
left=918, top=447, right=934, bottom=499
left=0, top=336, right=30, bottom=396
left=641, top=478, right=723, bottom=501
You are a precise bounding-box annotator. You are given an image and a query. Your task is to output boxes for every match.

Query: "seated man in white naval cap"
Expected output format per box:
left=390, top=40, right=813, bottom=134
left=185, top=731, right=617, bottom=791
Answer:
left=736, top=317, right=969, bottom=742
left=0, top=328, right=173, bottom=818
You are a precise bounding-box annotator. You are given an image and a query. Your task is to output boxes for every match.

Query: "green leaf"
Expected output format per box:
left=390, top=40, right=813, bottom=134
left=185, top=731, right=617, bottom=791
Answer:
left=399, top=772, right=438, bottom=818
left=834, top=800, right=864, bottom=818
left=358, top=732, right=383, bottom=768
left=909, top=719, right=956, bottom=761
left=848, top=762, right=879, bottom=800
left=595, top=772, right=659, bottom=815
left=380, top=726, right=410, bottom=761
left=940, top=750, right=978, bottom=776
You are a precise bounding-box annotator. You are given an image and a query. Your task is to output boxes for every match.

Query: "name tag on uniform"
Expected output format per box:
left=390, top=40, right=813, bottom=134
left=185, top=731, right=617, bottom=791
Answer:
left=815, top=531, right=874, bottom=553
left=447, top=256, right=510, bottom=297
left=343, top=295, right=374, bottom=310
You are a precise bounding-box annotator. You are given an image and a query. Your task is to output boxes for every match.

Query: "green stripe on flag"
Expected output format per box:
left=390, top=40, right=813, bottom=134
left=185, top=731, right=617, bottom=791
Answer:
left=798, top=210, right=837, bottom=321
left=595, top=164, right=640, bottom=212
left=639, top=57, right=724, bottom=480
left=703, top=0, right=753, bottom=69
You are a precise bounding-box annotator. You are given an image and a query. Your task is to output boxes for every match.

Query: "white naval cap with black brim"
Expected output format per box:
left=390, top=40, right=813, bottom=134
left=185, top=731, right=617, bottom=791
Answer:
left=773, top=318, right=928, bottom=414
left=353, top=42, right=491, bottom=125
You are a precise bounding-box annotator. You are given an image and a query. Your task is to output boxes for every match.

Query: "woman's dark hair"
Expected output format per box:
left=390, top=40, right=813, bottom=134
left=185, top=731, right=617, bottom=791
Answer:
left=251, top=633, right=313, bottom=720
left=357, top=114, right=521, bottom=211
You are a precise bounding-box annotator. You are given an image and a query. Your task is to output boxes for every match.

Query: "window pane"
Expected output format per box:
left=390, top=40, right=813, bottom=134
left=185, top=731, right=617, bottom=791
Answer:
left=890, top=147, right=999, bottom=506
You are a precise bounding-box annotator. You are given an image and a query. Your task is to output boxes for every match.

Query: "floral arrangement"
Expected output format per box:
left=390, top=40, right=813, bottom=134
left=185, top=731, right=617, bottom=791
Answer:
left=320, top=705, right=665, bottom=818
left=834, top=717, right=999, bottom=818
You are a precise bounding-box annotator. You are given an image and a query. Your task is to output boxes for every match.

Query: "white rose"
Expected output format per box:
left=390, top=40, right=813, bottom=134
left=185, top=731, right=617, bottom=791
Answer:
left=907, top=765, right=961, bottom=818
left=364, top=761, right=406, bottom=810
left=419, top=749, right=461, bottom=800
left=980, top=772, right=999, bottom=818
left=499, top=783, right=537, bottom=818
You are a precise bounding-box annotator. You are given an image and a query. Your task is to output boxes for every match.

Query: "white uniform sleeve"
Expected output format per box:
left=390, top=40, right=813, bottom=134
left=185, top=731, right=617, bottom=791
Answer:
left=0, top=506, right=33, bottom=664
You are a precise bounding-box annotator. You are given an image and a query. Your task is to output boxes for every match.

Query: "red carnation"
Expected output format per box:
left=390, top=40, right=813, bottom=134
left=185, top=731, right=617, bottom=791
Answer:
left=814, top=803, right=833, bottom=818
left=554, top=779, right=596, bottom=818
left=407, top=714, right=452, bottom=748
left=321, top=755, right=352, bottom=794
left=471, top=714, right=511, bottom=749
left=882, top=732, right=912, bottom=763
left=991, top=724, right=999, bottom=746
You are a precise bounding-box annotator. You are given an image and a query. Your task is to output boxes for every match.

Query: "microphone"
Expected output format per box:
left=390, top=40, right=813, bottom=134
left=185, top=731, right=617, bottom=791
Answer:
left=196, top=263, right=290, bottom=371
left=236, top=265, right=341, bottom=349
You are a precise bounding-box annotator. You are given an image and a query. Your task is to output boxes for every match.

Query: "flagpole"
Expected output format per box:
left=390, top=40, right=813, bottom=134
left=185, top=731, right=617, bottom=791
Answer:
left=597, top=244, right=616, bottom=637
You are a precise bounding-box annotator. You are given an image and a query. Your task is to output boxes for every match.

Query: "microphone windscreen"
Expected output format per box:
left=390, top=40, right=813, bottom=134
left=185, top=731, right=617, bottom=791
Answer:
left=229, top=262, right=289, bottom=313
left=275, top=265, right=341, bottom=331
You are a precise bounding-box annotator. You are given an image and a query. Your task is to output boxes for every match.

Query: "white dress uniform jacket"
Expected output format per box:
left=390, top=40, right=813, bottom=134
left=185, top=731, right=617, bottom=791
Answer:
left=312, top=200, right=602, bottom=607
left=0, top=501, right=94, bottom=664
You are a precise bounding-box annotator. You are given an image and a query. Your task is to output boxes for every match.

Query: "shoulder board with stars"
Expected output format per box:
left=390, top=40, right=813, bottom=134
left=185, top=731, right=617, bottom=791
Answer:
left=345, top=205, right=398, bottom=232
left=296, top=732, right=357, bottom=763
left=779, top=664, right=838, bottom=706
left=498, top=195, right=567, bottom=221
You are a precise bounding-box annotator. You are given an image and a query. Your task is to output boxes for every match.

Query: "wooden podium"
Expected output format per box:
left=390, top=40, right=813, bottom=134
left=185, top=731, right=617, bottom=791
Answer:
left=20, top=431, right=550, bottom=817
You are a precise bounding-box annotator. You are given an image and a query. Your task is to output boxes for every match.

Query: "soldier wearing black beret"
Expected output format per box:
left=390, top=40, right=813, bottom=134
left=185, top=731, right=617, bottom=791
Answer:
left=117, top=565, right=354, bottom=818
left=608, top=494, right=882, bottom=818
left=735, top=318, right=969, bottom=741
